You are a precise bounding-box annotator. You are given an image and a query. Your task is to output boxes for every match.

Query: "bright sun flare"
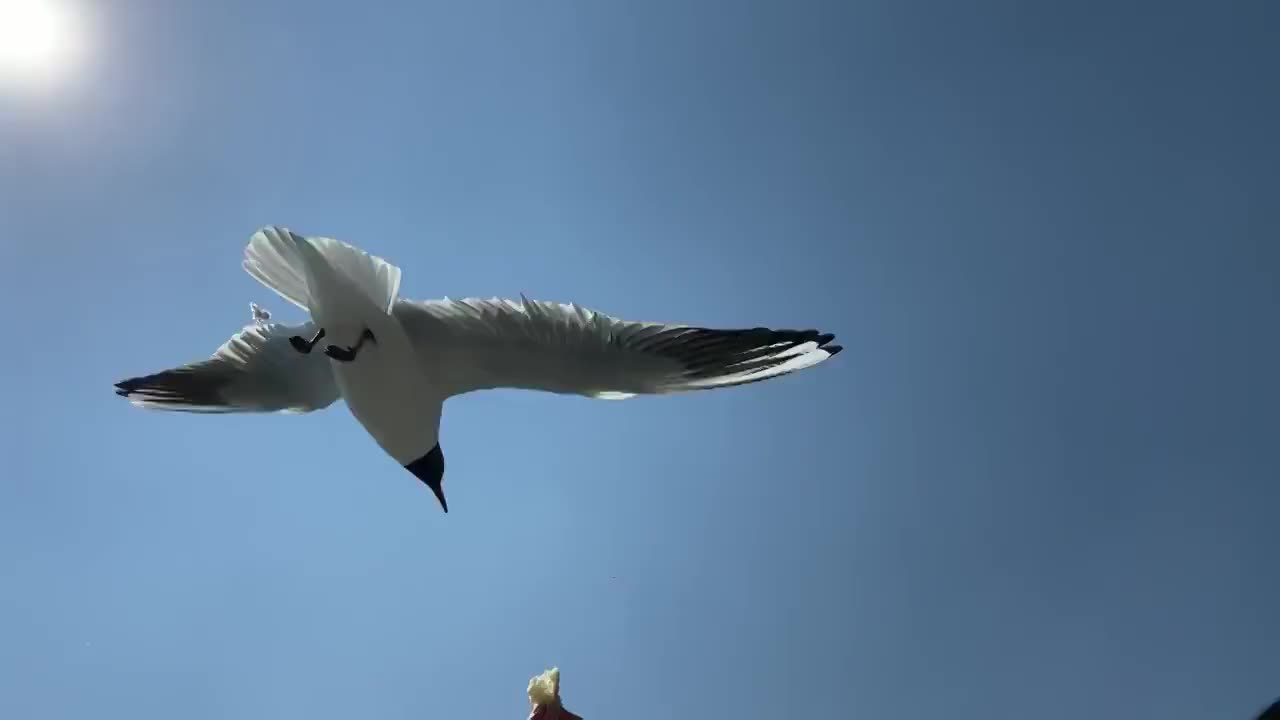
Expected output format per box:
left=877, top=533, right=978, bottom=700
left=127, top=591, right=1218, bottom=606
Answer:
left=0, top=0, right=80, bottom=84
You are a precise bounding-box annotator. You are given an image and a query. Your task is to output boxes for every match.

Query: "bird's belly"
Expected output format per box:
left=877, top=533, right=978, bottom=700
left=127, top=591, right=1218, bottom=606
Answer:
left=332, top=320, right=442, bottom=466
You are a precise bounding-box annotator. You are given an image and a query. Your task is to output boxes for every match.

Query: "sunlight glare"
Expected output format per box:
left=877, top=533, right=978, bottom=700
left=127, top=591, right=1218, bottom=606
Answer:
left=0, top=0, right=83, bottom=86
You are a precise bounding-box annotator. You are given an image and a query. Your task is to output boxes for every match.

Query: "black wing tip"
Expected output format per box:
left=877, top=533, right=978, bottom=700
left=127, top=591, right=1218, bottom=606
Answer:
left=111, top=369, right=228, bottom=409
left=652, top=324, right=843, bottom=383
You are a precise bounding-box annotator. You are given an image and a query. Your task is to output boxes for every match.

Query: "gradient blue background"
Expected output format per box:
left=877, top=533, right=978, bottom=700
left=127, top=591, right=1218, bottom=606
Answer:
left=2, top=1, right=1277, bottom=718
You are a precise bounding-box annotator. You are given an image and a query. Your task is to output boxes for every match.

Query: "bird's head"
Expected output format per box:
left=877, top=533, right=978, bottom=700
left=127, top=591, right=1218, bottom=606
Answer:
left=404, top=444, right=448, bottom=513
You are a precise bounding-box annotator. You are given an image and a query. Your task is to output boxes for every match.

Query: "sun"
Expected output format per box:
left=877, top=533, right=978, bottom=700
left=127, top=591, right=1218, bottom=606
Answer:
left=0, top=0, right=81, bottom=85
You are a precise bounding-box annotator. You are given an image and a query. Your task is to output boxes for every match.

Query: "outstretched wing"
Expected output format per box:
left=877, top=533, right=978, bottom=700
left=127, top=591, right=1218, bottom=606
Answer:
left=392, top=296, right=841, bottom=400
left=115, top=321, right=340, bottom=413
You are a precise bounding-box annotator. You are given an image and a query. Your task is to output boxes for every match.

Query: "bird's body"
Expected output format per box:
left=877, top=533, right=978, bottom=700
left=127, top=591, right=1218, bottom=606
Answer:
left=329, top=308, right=444, bottom=474
left=115, top=226, right=842, bottom=512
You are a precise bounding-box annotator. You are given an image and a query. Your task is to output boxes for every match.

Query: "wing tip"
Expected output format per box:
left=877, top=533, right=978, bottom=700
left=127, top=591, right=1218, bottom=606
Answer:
left=652, top=324, right=843, bottom=392
left=112, top=369, right=229, bottom=411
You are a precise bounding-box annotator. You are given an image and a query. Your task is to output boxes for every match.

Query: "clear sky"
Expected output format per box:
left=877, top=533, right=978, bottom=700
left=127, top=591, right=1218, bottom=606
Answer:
left=2, top=1, right=1277, bottom=718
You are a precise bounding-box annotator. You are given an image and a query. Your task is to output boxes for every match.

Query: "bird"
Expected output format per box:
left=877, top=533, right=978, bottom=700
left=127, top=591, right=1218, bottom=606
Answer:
left=114, top=226, right=843, bottom=513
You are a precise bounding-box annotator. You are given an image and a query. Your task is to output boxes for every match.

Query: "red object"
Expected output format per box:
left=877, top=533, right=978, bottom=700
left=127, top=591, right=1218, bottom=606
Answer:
left=528, top=702, right=583, bottom=720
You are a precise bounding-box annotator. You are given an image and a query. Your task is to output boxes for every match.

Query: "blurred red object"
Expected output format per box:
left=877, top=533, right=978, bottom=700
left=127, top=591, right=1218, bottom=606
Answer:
left=528, top=702, right=583, bottom=720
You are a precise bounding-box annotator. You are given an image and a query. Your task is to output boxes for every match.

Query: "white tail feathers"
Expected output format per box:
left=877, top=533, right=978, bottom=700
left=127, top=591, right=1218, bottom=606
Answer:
left=243, top=226, right=403, bottom=314
left=243, top=227, right=312, bottom=310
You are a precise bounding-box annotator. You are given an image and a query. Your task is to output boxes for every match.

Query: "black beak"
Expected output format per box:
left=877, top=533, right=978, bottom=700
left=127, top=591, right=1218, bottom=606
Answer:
left=427, top=480, right=448, bottom=513
left=404, top=444, right=448, bottom=514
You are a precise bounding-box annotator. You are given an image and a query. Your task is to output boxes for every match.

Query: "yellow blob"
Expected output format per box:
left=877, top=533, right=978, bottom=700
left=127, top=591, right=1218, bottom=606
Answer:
left=527, top=667, right=560, bottom=706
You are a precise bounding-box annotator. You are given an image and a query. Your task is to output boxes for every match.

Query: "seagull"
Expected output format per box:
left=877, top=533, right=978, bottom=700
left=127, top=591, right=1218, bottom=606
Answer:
left=114, top=227, right=842, bottom=513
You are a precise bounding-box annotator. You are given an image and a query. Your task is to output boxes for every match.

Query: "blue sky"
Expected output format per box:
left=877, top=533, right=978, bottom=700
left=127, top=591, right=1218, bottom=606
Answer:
left=2, top=1, right=1277, bottom=718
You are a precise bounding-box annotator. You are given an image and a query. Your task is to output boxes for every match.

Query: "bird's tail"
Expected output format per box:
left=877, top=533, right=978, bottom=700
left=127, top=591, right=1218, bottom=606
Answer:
left=242, top=226, right=402, bottom=314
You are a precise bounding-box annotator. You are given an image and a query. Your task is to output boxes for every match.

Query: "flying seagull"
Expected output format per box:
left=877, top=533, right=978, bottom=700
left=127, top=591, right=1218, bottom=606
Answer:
left=114, top=227, right=842, bottom=512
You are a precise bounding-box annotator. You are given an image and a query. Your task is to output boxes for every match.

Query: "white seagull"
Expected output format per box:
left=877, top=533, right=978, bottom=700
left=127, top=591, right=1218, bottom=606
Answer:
left=115, top=227, right=843, bottom=512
